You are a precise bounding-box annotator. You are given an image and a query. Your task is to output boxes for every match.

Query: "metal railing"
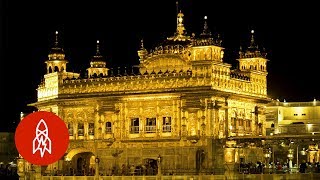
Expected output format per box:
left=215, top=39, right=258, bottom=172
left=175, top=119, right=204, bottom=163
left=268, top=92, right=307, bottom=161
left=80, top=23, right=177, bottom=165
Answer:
left=162, top=125, right=171, bottom=132
left=145, top=126, right=156, bottom=133
left=130, top=126, right=140, bottom=134
left=105, top=127, right=112, bottom=134
left=278, top=124, right=320, bottom=134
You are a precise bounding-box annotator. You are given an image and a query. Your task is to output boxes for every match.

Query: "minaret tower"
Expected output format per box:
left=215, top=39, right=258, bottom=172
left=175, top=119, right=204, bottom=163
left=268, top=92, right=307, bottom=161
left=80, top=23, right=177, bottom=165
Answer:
left=45, top=31, right=68, bottom=73
left=238, top=30, right=268, bottom=95
left=37, top=31, right=79, bottom=101
left=87, top=40, right=109, bottom=78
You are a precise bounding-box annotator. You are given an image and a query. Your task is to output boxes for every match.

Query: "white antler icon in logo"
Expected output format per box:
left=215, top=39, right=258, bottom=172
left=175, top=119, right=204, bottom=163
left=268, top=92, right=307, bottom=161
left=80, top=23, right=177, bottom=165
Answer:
left=32, top=119, right=52, bottom=157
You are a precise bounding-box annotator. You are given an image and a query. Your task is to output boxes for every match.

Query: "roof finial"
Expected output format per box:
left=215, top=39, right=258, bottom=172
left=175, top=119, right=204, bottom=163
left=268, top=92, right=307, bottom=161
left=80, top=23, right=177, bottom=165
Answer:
left=55, top=31, right=59, bottom=47
left=176, top=10, right=185, bottom=37
left=140, top=39, right=145, bottom=50
left=201, top=16, right=211, bottom=37
left=96, top=40, right=101, bottom=55
left=249, top=29, right=258, bottom=49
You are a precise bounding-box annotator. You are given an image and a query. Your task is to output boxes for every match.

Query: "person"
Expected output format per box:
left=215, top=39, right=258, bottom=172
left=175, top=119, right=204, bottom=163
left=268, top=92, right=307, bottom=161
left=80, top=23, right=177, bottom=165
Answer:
left=53, top=167, right=58, bottom=176
left=121, top=164, right=126, bottom=175
left=300, top=160, right=307, bottom=173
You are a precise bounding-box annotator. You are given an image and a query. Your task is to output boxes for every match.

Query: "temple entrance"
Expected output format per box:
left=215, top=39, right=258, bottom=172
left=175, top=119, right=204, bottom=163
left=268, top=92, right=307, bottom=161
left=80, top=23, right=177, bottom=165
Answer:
left=73, top=152, right=95, bottom=176
left=64, top=148, right=96, bottom=176
left=76, top=157, right=84, bottom=174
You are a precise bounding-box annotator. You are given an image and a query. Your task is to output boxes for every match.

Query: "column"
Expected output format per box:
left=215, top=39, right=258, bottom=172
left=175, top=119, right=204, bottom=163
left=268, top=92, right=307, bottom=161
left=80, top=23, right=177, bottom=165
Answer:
left=208, top=100, right=213, bottom=137
left=17, top=157, right=25, bottom=180
left=34, top=165, right=42, bottom=180
left=94, top=111, right=100, bottom=140
left=224, top=141, right=236, bottom=179
left=157, top=155, right=162, bottom=176
left=85, top=122, right=88, bottom=140
left=75, top=122, right=78, bottom=140
left=225, top=108, right=229, bottom=138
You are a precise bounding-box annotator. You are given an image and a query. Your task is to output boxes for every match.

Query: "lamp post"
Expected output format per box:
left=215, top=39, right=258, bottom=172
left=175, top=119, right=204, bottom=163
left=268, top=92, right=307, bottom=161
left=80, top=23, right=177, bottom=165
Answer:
left=264, top=148, right=272, bottom=173
left=264, top=151, right=271, bottom=165
left=287, top=149, right=294, bottom=170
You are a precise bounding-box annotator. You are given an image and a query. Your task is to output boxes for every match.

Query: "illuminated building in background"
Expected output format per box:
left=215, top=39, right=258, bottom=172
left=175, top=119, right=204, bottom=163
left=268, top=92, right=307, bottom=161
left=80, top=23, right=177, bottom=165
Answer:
left=266, top=99, right=320, bottom=136
left=27, top=10, right=271, bottom=175
left=265, top=99, right=320, bottom=165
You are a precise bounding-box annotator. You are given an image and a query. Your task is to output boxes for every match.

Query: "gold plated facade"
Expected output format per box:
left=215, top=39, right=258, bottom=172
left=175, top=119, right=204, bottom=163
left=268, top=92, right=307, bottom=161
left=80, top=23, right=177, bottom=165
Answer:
left=30, top=12, right=270, bottom=174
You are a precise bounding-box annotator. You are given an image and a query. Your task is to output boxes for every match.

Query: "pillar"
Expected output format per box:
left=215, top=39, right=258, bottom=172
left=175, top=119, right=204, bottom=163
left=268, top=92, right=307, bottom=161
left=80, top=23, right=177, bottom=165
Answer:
left=224, top=140, right=236, bottom=179
left=34, top=165, right=42, bottom=180
left=157, top=155, right=162, bottom=176
left=17, top=157, right=25, bottom=180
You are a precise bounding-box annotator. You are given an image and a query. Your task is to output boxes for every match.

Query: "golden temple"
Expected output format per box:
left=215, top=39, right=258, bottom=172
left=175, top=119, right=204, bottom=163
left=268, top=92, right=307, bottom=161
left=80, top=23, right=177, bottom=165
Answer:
left=20, top=8, right=318, bottom=178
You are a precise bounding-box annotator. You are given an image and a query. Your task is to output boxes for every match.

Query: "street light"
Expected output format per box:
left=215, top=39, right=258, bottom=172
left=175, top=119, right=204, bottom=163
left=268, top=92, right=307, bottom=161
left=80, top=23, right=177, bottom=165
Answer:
left=287, top=149, right=294, bottom=169
left=264, top=148, right=272, bottom=166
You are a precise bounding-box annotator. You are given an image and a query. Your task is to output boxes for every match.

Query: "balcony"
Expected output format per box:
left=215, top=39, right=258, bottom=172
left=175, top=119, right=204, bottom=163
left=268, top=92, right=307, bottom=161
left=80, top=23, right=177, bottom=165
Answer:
left=278, top=124, right=320, bottom=135
left=163, top=125, right=172, bottom=132
left=145, top=126, right=156, bottom=133
left=130, top=126, right=140, bottom=134
left=105, top=127, right=112, bottom=134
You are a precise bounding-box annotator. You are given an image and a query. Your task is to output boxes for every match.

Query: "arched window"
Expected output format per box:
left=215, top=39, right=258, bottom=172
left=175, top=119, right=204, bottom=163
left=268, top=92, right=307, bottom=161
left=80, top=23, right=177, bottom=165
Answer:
left=48, top=66, right=53, bottom=73
left=106, top=122, right=112, bottom=133
left=89, top=123, right=94, bottom=135
left=99, top=73, right=104, bottom=77
left=68, top=123, right=73, bottom=136
left=162, top=117, right=171, bottom=132
left=54, top=66, right=59, bottom=72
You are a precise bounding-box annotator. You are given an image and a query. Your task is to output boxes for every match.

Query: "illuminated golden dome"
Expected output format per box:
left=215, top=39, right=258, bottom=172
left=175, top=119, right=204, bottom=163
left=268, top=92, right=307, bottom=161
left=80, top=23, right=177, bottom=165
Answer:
left=48, top=31, right=66, bottom=61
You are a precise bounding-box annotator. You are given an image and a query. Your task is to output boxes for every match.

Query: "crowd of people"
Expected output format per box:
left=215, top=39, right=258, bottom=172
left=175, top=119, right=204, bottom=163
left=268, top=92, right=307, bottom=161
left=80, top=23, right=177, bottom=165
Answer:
left=0, top=163, right=18, bottom=178
left=239, top=161, right=320, bottom=174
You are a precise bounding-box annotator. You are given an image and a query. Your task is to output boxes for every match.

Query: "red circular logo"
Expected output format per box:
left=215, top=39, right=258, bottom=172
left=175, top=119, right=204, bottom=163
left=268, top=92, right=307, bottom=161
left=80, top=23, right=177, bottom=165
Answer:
left=15, top=111, right=69, bottom=165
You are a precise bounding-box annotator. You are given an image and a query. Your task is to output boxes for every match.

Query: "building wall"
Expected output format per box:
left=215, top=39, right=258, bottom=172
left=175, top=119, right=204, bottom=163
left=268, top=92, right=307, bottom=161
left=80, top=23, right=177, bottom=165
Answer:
left=0, top=132, right=18, bottom=164
left=266, top=100, right=320, bottom=135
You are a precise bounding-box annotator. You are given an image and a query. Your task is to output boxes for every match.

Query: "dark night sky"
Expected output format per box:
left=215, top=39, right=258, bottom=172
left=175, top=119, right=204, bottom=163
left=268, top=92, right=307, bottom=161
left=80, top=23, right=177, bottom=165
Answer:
left=1, top=1, right=320, bottom=131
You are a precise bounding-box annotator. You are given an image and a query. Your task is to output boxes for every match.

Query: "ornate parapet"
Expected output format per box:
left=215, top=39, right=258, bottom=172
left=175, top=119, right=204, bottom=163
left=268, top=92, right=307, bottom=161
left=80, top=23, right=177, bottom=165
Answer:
left=59, top=73, right=205, bottom=95
left=37, top=70, right=268, bottom=101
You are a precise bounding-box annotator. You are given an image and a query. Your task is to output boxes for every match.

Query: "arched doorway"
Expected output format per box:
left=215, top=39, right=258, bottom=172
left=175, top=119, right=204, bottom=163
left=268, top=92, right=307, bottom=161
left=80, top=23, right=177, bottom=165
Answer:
left=76, top=157, right=83, bottom=173
left=64, top=148, right=95, bottom=176
left=72, top=152, right=95, bottom=176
